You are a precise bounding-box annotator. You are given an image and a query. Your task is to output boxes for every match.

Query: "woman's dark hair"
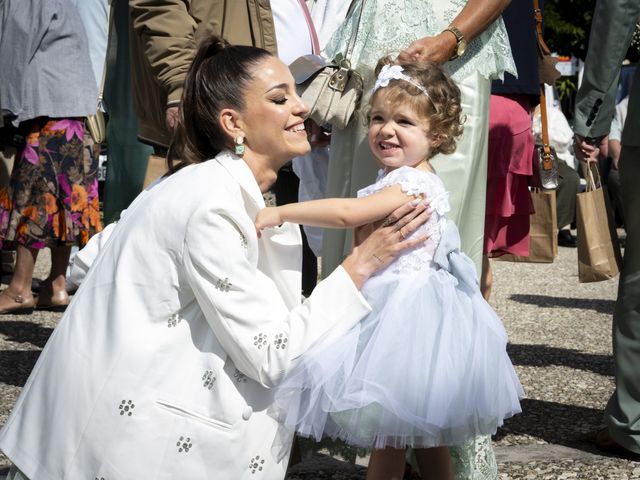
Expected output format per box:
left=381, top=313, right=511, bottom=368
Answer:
left=167, top=37, right=272, bottom=173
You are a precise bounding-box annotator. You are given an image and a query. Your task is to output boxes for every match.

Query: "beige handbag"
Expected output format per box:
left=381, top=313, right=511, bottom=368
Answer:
left=85, top=3, right=112, bottom=144
left=85, top=108, right=106, bottom=145
left=288, top=0, right=366, bottom=129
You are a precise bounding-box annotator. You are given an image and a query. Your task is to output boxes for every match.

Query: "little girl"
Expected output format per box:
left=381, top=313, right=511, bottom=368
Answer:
left=256, top=59, right=523, bottom=479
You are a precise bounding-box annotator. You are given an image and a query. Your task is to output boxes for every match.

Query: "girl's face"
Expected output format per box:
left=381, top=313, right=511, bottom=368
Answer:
left=367, top=91, right=434, bottom=170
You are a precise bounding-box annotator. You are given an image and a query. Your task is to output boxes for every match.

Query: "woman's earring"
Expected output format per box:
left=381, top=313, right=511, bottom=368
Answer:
left=234, top=135, right=245, bottom=156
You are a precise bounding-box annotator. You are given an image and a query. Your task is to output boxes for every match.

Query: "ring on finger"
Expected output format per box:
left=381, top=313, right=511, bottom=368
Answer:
left=399, top=228, right=406, bottom=240
left=381, top=217, right=394, bottom=228
left=372, top=253, right=384, bottom=263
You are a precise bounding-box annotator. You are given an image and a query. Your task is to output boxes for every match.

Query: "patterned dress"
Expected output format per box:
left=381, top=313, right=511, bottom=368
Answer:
left=0, top=118, right=102, bottom=250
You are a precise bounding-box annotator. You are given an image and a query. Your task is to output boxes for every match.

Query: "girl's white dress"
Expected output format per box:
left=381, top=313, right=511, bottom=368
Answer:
left=272, top=166, right=523, bottom=450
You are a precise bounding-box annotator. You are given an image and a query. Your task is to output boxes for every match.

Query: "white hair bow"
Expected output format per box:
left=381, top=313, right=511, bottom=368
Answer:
left=372, top=65, right=431, bottom=100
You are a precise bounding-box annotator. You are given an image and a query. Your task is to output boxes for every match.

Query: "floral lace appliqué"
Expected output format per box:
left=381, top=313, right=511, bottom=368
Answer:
left=358, top=167, right=450, bottom=274
left=324, top=0, right=515, bottom=85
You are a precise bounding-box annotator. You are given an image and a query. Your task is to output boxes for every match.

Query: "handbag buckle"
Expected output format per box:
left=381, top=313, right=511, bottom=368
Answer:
left=328, top=59, right=352, bottom=92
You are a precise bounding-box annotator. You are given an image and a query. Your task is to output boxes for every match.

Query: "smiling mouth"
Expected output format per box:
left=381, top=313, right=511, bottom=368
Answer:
left=379, top=141, right=400, bottom=150
left=286, top=123, right=306, bottom=133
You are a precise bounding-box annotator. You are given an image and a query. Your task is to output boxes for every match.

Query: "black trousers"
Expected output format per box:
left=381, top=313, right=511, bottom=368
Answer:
left=272, top=163, right=318, bottom=296
left=556, top=159, right=580, bottom=229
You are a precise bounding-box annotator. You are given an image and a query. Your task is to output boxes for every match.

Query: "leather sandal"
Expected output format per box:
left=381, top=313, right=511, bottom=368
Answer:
left=0, top=289, right=36, bottom=315
left=35, top=287, right=70, bottom=312
left=593, top=427, right=640, bottom=460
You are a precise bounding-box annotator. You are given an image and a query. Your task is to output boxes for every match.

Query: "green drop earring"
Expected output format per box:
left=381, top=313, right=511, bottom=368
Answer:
left=234, top=135, right=245, bottom=156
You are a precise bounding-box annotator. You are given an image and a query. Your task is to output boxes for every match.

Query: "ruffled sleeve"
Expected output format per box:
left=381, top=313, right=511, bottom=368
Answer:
left=357, top=167, right=451, bottom=217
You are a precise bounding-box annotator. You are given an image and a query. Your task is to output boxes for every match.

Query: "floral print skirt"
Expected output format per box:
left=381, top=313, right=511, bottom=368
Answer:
left=0, top=117, right=102, bottom=250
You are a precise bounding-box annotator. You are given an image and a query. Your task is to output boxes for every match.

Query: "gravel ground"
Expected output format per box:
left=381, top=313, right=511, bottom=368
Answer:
left=1, top=238, right=638, bottom=479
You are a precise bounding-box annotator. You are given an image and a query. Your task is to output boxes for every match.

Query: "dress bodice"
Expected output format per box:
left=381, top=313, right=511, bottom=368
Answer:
left=358, top=166, right=450, bottom=274
left=323, top=0, right=516, bottom=87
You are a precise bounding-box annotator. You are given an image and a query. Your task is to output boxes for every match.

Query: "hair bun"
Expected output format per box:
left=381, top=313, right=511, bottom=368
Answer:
left=200, top=36, right=230, bottom=59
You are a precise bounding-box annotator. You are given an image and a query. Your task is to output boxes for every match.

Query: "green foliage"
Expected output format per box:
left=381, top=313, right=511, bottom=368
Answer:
left=556, top=77, right=577, bottom=100
left=542, top=0, right=596, bottom=58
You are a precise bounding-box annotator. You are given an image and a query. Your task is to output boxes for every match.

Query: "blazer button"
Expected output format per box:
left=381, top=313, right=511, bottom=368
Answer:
left=242, top=406, right=253, bottom=421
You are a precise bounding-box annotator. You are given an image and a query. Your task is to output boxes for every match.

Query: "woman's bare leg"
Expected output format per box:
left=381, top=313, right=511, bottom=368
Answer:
left=0, top=244, right=37, bottom=310
left=480, top=254, right=493, bottom=300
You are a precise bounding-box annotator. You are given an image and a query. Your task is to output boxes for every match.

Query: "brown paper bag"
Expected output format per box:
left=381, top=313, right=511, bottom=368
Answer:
left=498, top=189, right=558, bottom=263
left=143, top=154, right=168, bottom=188
left=576, top=163, right=623, bottom=282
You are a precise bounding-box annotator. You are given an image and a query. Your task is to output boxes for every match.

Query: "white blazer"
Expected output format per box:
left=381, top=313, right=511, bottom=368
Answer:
left=0, top=151, right=371, bottom=479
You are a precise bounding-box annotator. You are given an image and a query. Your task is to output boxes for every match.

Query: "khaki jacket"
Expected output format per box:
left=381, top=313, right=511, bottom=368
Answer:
left=129, top=0, right=278, bottom=148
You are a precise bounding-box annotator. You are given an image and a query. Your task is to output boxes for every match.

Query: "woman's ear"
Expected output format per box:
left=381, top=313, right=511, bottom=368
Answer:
left=219, top=108, right=245, bottom=139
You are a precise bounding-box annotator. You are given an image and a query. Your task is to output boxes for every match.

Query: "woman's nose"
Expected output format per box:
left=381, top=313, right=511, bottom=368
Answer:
left=292, top=92, right=309, bottom=117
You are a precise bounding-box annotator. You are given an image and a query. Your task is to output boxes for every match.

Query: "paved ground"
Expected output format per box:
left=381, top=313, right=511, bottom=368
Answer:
left=1, top=238, right=638, bottom=479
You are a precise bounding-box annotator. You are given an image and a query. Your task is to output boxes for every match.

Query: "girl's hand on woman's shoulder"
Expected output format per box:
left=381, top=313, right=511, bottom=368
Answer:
left=255, top=207, right=283, bottom=238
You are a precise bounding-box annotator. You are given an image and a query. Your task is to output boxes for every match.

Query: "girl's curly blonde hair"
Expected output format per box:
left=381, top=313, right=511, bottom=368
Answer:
left=370, top=57, right=465, bottom=157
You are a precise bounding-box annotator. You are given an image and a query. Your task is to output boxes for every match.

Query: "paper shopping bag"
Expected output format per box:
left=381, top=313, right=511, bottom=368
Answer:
left=576, top=163, right=623, bottom=282
left=498, top=189, right=558, bottom=263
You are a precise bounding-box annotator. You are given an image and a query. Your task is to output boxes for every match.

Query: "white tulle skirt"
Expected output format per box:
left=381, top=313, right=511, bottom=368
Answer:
left=271, top=265, right=523, bottom=450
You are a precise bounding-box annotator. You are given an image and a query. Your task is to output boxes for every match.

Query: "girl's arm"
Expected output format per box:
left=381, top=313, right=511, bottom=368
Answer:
left=256, top=184, right=422, bottom=230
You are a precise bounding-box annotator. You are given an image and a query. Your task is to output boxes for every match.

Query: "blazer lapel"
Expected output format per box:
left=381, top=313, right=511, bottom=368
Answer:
left=215, top=151, right=302, bottom=308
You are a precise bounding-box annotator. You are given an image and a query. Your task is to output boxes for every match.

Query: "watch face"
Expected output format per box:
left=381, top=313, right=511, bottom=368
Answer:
left=457, top=40, right=467, bottom=57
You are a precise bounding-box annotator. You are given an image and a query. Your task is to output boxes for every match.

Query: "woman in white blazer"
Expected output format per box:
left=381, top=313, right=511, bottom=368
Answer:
left=0, top=38, right=431, bottom=480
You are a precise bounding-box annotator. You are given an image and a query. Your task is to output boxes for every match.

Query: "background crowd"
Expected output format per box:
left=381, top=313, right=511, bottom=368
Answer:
left=0, top=0, right=638, bottom=479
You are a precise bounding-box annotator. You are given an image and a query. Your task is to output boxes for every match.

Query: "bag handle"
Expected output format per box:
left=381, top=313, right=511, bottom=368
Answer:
left=94, top=1, right=114, bottom=112
left=581, top=161, right=602, bottom=192
left=534, top=1, right=554, bottom=174
left=341, top=0, right=367, bottom=64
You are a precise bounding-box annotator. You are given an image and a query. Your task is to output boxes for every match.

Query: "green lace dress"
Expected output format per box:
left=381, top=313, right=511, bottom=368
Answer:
left=321, top=0, right=516, bottom=279
left=319, top=1, right=515, bottom=479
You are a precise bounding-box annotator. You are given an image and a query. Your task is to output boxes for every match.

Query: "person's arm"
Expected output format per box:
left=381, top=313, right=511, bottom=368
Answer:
left=255, top=184, right=422, bottom=230
left=184, top=199, right=429, bottom=388
left=398, top=0, right=511, bottom=64
left=573, top=0, right=639, bottom=147
left=129, top=0, right=197, bottom=106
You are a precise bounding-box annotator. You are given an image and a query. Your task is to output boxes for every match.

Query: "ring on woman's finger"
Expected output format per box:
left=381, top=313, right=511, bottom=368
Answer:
left=372, top=253, right=384, bottom=263
left=399, top=228, right=406, bottom=240
left=381, top=217, right=394, bottom=228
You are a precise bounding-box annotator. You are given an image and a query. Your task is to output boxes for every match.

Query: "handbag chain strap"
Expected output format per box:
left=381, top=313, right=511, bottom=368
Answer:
left=533, top=0, right=553, bottom=171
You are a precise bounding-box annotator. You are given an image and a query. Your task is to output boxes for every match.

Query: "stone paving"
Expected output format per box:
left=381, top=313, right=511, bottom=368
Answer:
left=1, top=240, right=639, bottom=479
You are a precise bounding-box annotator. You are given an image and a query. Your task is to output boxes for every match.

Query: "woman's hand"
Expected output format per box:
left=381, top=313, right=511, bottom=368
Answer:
left=342, top=200, right=431, bottom=289
left=255, top=207, right=283, bottom=238
left=398, top=33, right=457, bottom=65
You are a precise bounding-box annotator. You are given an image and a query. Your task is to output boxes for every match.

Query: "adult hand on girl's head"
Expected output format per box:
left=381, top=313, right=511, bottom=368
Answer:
left=398, top=33, right=457, bottom=65
left=342, top=200, right=431, bottom=289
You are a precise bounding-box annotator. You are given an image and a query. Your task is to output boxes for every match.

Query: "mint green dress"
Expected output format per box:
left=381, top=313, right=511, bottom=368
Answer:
left=319, top=1, right=515, bottom=479
left=321, top=0, right=515, bottom=279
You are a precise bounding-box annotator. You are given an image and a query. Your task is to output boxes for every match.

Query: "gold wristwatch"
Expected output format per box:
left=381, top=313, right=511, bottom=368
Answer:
left=443, top=25, right=467, bottom=60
